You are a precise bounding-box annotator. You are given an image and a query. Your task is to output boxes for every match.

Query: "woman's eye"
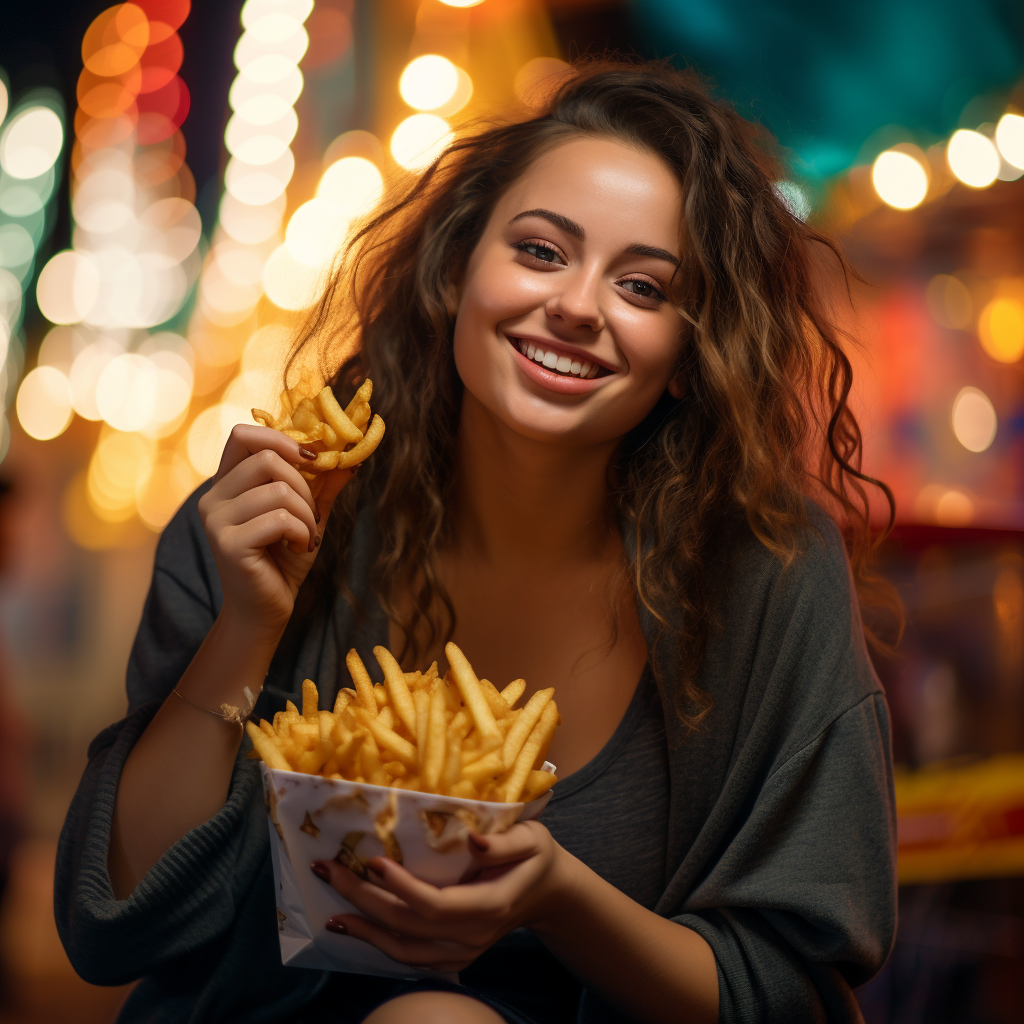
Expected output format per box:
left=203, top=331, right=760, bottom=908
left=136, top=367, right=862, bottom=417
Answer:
left=512, top=241, right=563, bottom=264
left=620, top=278, right=665, bottom=301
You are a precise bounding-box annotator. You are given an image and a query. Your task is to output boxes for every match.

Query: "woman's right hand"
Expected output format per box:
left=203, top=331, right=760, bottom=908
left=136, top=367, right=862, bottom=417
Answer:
left=197, top=424, right=356, bottom=636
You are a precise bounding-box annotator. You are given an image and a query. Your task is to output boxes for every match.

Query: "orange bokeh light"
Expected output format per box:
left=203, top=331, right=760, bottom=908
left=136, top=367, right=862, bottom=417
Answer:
left=73, top=109, right=136, bottom=151
left=77, top=65, right=141, bottom=120
left=82, top=4, right=150, bottom=78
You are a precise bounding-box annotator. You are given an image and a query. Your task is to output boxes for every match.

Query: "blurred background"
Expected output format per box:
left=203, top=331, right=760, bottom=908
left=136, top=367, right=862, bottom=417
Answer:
left=0, top=1, right=1022, bottom=1021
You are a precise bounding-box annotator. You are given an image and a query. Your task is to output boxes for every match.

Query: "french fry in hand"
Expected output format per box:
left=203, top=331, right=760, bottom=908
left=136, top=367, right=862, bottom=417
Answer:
left=252, top=378, right=385, bottom=493
left=246, top=644, right=559, bottom=802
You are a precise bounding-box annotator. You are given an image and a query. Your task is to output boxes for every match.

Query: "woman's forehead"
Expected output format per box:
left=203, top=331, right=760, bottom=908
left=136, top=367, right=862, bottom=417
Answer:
left=495, top=136, right=683, bottom=250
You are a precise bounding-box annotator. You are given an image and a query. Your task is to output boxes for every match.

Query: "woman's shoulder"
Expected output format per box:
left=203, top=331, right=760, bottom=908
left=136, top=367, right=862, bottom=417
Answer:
left=728, top=500, right=853, bottom=603
left=702, top=501, right=884, bottom=753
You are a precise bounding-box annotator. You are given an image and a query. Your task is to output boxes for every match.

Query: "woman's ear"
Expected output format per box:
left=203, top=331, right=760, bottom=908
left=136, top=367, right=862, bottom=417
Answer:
left=667, top=372, right=686, bottom=400
left=441, top=280, right=460, bottom=319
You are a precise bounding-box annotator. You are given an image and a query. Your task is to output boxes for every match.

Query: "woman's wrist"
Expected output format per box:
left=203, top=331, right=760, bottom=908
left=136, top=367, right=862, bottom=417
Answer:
left=525, top=840, right=585, bottom=938
left=215, top=600, right=290, bottom=647
left=174, top=608, right=282, bottom=710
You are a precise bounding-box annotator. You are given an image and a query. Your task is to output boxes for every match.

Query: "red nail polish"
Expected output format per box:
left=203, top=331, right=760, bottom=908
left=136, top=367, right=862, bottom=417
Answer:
left=469, top=833, right=489, bottom=851
left=314, top=535, right=321, bottom=548
left=299, top=447, right=317, bottom=460
left=326, top=918, right=347, bottom=934
left=314, top=508, right=321, bottom=524
left=311, top=861, right=330, bottom=882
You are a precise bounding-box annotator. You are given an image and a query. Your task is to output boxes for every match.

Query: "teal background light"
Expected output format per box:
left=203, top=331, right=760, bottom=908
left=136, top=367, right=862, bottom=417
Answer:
left=630, top=0, right=1024, bottom=178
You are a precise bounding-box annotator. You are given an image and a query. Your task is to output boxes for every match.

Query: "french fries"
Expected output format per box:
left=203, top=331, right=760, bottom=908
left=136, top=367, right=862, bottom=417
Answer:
left=246, top=643, right=559, bottom=803
left=252, top=378, right=385, bottom=497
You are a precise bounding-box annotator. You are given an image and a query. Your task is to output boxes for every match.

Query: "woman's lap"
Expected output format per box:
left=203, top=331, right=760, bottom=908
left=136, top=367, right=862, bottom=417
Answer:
left=295, top=975, right=548, bottom=1024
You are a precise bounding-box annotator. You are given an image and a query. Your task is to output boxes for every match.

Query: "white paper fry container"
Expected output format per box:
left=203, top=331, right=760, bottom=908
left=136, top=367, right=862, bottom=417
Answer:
left=260, top=763, right=554, bottom=979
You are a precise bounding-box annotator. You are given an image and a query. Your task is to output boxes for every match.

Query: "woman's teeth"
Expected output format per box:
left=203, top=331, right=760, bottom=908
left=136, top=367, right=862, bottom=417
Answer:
left=516, top=339, right=600, bottom=379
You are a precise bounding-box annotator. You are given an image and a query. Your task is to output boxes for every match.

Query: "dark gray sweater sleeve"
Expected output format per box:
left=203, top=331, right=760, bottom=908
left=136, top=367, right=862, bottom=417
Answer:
left=661, top=513, right=897, bottom=1023
left=677, top=694, right=894, bottom=1022
left=54, top=488, right=268, bottom=985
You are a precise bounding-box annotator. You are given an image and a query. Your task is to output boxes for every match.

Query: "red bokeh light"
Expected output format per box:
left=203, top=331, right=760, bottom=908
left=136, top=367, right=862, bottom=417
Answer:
left=139, top=31, right=184, bottom=93
left=133, top=0, right=190, bottom=31
left=136, top=74, right=190, bottom=144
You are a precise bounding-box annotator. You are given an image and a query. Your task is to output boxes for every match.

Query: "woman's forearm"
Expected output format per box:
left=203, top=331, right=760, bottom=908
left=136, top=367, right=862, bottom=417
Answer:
left=533, top=849, right=719, bottom=1024
left=107, top=612, right=280, bottom=900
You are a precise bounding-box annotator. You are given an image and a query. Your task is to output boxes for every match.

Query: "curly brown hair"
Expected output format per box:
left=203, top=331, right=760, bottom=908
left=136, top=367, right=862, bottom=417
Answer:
left=291, top=57, right=899, bottom=727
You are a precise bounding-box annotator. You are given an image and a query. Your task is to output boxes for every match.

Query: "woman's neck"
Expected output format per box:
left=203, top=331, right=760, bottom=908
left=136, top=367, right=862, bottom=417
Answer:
left=451, top=393, right=620, bottom=565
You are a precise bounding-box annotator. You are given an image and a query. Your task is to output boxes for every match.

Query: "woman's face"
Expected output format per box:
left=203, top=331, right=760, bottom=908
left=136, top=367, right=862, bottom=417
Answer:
left=452, top=135, right=687, bottom=447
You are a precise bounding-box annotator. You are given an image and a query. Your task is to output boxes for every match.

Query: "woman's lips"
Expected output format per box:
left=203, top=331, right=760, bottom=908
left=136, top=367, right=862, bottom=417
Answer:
left=506, top=336, right=617, bottom=395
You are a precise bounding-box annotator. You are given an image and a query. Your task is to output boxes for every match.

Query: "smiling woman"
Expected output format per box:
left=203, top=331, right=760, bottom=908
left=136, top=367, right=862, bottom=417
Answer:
left=57, top=58, right=898, bottom=1024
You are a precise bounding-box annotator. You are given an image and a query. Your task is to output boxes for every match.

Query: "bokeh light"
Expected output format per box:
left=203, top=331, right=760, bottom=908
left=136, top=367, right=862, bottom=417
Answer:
left=284, top=197, right=349, bottom=268
left=36, top=250, right=101, bottom=323
left=995, top=113, right=1024, bottom=170
left=438, top=0, right=485, bottom=7
left=926, top=274, right=973, bottom=330
left=240, top=0, right=312, bottom=27
left=224, top=107, right=298, bottom=165
left=977, top=296, right=1024, bottom=363
left=262, top=243, right=325, bottom=310
left=186, top=403, right=231, bottom=476
left=390, top=113, right=452, bottom=171
left=513, top=57, right=571, bottom=111
left=87, top=429, right=155, bottom=521
left=872, top=149, right=929, bottom=209
left=0, top=78, right=7, bottom=125
left=317, top=155, right=383, bottom=217
left=15, top=365, right=74, bottom=440
left=399, top=55, right=459, bottom=111
left=219, top=189, right=285, bottom=244
left=947, top=129, right=1000, bottom=188
left=0, top=106, right=64, bottom=179
left=82, top=3, right=151, bottom=77
left=69, top=339, right=122, bottom=420
left=135, top=449, right=200, bottom=529
left=951, top=386, right=997, bottom=453
left=225, top=148, right=294, bottom=204
left=96, top=352, right=159, bottom=432
left=935, top=489, right=974, bottom=526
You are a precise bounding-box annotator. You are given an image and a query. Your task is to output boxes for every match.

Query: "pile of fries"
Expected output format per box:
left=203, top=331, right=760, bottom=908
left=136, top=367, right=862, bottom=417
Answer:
left=246, top=643, right=559, bottom=804
left=253, top=378, right=384, bottom=496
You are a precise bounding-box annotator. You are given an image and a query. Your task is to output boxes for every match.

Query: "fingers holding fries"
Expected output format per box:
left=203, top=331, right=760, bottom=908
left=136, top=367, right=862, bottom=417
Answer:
left=249, top=643, right=559, bottom=802
left=250, top=379, right=385, bottom=478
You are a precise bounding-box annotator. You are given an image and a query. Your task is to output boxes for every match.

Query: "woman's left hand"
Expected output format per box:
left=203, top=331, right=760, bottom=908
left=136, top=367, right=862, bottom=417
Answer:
left=310, top=820, right=573, bottom=973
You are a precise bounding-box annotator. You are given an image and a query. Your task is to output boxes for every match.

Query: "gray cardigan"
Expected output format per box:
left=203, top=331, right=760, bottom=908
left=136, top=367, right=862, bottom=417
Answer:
left=55, top=487, right=896, bottom=1023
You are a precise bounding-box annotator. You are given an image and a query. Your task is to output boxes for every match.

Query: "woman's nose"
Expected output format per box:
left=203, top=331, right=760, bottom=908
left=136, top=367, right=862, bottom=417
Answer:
left=544, top=268, right=605, bottom=332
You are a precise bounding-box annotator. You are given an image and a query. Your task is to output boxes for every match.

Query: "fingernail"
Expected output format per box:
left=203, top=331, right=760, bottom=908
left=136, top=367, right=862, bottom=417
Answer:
left=468, top=833, right=489, bottom=851
left=366, top=857, right=387, bottom=875
left=311, top=861, right=330, bottom=882
left=299, top=447, right=317, bottom=460
left=326, top=918, right=347, bottom=934
left=314, top=508, right=321, bottom=524
left=314, top=535, right=321, bottom=549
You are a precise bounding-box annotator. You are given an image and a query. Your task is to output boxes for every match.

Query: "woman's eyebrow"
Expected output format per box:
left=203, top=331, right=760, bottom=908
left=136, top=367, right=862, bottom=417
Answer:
left=509, top=208, right=584, bottom=239
left=508, top=209, right=680, bottom=267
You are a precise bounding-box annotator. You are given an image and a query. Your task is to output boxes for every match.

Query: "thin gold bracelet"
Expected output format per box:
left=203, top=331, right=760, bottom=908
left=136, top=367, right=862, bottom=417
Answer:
left=172, top=686, right=258, bottom=728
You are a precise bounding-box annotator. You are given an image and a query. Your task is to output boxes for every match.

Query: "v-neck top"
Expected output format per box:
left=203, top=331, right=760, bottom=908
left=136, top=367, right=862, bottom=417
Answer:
left=539, top=665, right=669, bottom=909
